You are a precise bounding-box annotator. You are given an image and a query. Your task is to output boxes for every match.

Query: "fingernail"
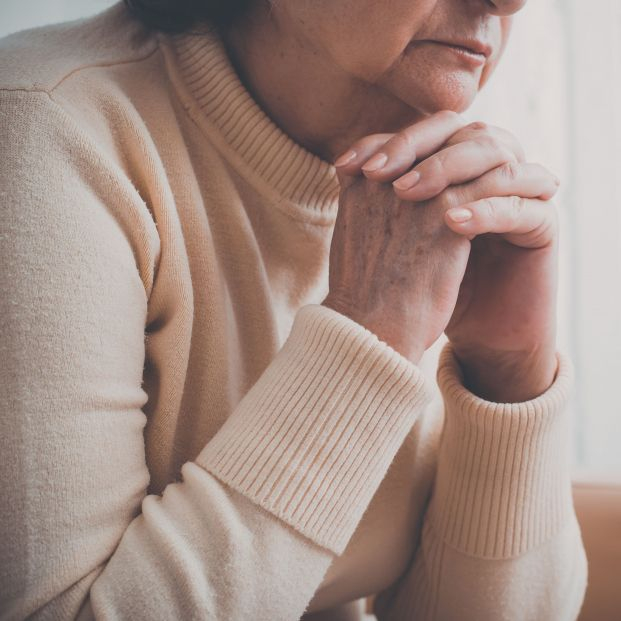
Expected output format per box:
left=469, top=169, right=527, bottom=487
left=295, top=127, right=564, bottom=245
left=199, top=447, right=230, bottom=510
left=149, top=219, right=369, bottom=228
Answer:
left=362, top=152, right=388, bottom=173
left=393, top=170, right=420, bottom=191
left=334, top=150, right=357, bottom=167
left=447, top=207, right=473, bottom=222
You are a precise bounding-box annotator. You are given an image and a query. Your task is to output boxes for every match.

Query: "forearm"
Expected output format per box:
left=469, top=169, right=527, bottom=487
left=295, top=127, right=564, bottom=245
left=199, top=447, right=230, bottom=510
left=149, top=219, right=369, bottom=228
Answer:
left=375, top=342, right=588, bottom=620
left=86, top=468, right=334, bottom=621
left=375, top=516, right=587, bottom=621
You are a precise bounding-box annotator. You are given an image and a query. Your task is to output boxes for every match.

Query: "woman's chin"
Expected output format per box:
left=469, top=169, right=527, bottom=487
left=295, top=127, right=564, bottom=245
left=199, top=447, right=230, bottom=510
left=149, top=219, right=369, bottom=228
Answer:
left=416, top=77, right=479, bottom=114
left=391, top=71, right=479, bottom=115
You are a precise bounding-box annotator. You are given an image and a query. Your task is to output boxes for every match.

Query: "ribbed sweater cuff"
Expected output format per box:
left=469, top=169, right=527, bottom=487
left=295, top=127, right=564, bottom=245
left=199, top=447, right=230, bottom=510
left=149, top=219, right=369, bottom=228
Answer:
left=429, top=342, right=575, bottom=559
left=196, top=304, right=432, bottom=554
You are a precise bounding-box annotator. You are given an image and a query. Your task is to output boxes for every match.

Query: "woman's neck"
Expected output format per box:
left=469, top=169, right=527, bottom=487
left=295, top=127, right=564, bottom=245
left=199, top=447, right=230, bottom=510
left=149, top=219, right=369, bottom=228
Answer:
left=219, top=7, right=421, bottom=163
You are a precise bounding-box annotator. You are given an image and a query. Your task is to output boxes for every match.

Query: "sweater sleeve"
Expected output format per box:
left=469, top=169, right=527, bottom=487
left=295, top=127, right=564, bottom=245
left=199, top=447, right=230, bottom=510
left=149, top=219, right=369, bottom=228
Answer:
left=0, top=89, right=432, bottom=621
left=373, top=343, right=588, bottom=621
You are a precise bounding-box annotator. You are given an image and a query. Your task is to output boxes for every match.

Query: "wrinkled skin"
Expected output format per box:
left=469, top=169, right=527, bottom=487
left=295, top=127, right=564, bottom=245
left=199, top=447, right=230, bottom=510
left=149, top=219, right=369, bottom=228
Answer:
left=224, top=0, right=558, bottom=401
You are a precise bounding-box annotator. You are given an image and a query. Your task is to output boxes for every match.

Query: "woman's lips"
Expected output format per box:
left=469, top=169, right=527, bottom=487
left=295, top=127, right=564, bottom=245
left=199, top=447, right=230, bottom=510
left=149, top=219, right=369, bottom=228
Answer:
left=413, top=39, right=491, bottom=67
left=439, top=42, right=487, bottom=66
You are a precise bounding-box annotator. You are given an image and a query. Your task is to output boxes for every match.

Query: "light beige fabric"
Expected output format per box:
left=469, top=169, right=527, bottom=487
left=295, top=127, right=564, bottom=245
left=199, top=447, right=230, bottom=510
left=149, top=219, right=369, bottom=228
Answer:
left=0, top=3, right=587, bottom=619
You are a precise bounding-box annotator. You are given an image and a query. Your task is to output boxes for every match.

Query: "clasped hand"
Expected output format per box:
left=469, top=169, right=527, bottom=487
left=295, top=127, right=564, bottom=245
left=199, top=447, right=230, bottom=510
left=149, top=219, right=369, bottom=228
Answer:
left=323, top=111, right=559, bottom=402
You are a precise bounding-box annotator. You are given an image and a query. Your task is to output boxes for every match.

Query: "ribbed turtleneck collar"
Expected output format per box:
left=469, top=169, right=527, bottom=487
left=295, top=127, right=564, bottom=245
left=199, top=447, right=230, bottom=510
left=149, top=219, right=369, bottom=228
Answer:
left=157, top=25, right=340, bottom=219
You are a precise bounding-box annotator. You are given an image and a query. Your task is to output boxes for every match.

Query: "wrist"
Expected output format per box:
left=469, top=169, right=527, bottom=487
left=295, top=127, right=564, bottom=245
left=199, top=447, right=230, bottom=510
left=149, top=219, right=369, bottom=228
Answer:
left=321, top=296, right=425, bottom=365
left=450, top=343, right=558, bottom=403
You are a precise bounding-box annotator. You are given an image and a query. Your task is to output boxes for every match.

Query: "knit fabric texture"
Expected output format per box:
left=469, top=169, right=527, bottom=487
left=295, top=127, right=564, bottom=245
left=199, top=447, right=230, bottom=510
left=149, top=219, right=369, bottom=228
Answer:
left=0, top=3, right=587, bottom=619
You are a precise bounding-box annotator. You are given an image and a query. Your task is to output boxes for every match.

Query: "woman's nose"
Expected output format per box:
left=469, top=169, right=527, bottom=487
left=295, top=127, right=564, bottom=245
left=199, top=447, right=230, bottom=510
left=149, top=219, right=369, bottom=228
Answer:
left=484, top=0, right=527, bottom=16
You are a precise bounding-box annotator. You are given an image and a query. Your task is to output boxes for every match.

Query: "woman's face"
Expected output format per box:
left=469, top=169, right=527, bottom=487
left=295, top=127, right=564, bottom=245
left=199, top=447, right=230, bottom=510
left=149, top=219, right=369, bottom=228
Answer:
left=269, top=0, right=525, bottom=115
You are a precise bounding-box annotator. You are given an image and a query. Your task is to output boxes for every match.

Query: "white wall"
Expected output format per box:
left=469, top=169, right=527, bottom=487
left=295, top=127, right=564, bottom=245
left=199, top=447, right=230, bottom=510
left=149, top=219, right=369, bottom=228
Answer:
left=471, top=0, right=621, bottom=475
left=1, top=0, right=620, bottom=475
left=0, top=0, right=116, bottom=36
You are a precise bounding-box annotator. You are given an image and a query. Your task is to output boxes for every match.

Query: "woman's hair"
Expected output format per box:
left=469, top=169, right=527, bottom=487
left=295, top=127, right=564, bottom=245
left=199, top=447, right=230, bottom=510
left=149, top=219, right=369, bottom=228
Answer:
left=123, top=0, right=253, bottom=33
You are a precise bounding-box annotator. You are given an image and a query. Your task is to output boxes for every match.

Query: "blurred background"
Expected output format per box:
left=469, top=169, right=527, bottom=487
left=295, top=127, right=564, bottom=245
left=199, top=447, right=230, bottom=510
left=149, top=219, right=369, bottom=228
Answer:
left=1, top=0, right=620, bottom=478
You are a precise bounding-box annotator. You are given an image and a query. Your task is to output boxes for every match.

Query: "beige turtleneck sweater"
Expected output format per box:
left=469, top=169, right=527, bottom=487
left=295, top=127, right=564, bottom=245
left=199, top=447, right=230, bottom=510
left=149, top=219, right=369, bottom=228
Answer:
left=0, top=3, right=587, bottom=620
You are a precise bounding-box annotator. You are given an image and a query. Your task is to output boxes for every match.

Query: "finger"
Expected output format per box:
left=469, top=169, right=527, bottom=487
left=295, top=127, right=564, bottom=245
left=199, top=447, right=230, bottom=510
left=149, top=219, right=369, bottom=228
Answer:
left=333, top=133, right=394, bottom=176
left=409, top=161, right=560, bottom=204
left=392, top=134, right=518, bottom=201
left=336, top=110, right=467, bottom=179
left=461, top=161, right=560, bottom=202
left=443, top=196, right=558, bottom=249
left=445, top=121, right=526, bottom=163
left=360, top=110, right=468, bottom=179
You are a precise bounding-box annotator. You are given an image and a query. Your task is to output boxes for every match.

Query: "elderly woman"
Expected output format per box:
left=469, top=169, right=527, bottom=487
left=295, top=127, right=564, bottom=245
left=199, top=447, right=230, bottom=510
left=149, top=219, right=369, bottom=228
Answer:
left=0, top=0, right=587, bottom=619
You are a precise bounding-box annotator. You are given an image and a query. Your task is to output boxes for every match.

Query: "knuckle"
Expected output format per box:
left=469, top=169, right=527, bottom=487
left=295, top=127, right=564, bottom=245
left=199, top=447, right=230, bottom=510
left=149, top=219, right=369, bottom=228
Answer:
left=466, top=120, right=489, bottom=132
left=475, top=131, right=519, bottom=162
left=389, top=131, right=416, bottom=152
left=481, top=198, right=496, bottom=221
left=499, top=160, right=521, bottom=182
left=510, top=195, right=524, bottom=219
left=441, top=188, right=463, bottom=211
left=382, top=129, right=416, bottom=157
left=504, top=148, right=519, bottom=163
left=425, top=153, right=449, bottom=179
left=475, top=133, right=501, bottom=151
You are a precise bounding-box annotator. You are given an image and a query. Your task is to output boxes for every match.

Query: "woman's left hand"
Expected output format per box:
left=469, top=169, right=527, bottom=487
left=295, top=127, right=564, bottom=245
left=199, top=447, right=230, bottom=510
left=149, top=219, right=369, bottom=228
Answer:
left=335, top=116, right=560, bottom=402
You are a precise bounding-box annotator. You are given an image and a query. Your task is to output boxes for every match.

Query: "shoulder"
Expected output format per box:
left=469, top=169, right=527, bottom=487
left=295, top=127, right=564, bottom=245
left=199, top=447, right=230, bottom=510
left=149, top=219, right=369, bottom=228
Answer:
left=0, top=1, right=171, bottom=210
left=0, top=1, right=158, bottom=94
left=0, top=85, right=161, bottom=301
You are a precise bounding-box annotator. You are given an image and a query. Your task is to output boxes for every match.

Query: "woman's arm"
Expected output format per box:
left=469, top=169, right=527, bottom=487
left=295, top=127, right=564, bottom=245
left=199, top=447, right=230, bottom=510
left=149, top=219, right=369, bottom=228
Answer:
left=334, top=113, right=588, bottom=620
left=0, top=89, right=432, bottom=620
left=373, top=343, right=587, bottom=620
